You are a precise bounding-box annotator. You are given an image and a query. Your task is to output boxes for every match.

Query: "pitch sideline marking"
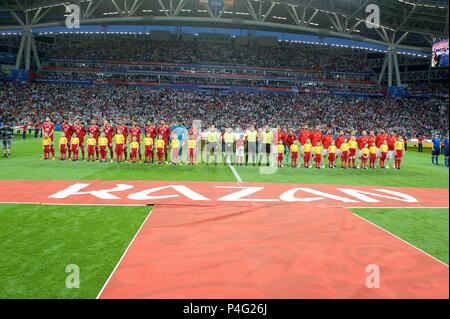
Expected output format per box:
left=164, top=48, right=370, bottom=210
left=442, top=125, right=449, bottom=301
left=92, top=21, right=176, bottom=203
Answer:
left=96, top=209, right=154, bottom=299
left=229, top=164, right=243, bottom=183
left=351, top=212, right=449, bottom=267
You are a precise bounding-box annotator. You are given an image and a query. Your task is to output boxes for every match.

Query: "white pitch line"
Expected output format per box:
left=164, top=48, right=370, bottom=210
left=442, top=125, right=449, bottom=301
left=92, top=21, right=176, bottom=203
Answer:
left=351, top=212, right=449, bottom=267
left=96, top=209, right=154, bottom=299
left=229, top=164, right=243, bottom=183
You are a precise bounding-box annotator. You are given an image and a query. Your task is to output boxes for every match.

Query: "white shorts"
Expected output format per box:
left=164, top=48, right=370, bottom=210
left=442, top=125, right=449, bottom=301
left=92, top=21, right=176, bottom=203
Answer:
left=357, top=150, right=362, bottom=158
left=236, top=147, right=244, bottom=157
left=322, top=149, right=328, bottom=156
left=376, top=149, right=381, bottom=157
left=387, top=150, right=395, bottom=159
left=300, top=145, right=304, bottom=155
left=336, top=149, right=342, bottom=157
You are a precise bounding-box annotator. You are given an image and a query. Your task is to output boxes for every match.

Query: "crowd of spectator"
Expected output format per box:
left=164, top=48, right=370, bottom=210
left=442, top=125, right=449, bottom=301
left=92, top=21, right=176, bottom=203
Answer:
left=46, top=36, right=372, bottom=73
left=0, top=81, right=447, bottom=138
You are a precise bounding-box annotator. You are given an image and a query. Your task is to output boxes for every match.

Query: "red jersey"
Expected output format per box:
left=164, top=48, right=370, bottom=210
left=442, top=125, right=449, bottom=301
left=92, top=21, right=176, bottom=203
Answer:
left=144, top=126, right=157, bottom=139
left=74, top=124, right=86, bottom=139
left=357, top=136, right=369, bottom=150
left=116, top=125, right=128, bottom=138
left=88, top=125, right=100, bottom=141
left=386, top=136, right=397, bottom=151
left=129, top=126, right=142, bottom=143
left=299, top=130, right=310, bottom=145
left=335, top=135, right=344, bottom=148
left=367, top=135, right=376, bottom=147
left=322, top=134, right=333, bottom=149
left=376, top=134, right=387, bottom=148
left=61, top=123, right=73, bottom=138
left=418, top=137, right=424, bottom=144
left=34, top=122, right=40, bottom=129
left=310, top=130, right=322, bottom=147
left=103, top=124, right=114, bottom=141
left=42, top=122, right=55, bottom=139
left=157, top=125, right=170, bottom=141
left=285, top=133, right=296, bottom=148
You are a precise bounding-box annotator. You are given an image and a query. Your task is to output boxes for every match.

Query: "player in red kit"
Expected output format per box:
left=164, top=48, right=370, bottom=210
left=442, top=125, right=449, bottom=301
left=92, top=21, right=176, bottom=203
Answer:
left=284, top=129, right=296, bottom=166
left=41, top=117, right=55, bottom=160
left=129, top=121, right=142, bottom=163
left=73, top=119, right=87, bottom=160
left=298, top=124, right=310, bottom=159
left=144, top=121, right=157, bottom=163
left=357, top=131, right=369, bottom=168
left=116, top=119, right=129, bottom=161
left=386, top=131, right=398, bottom=169
left=321, top=130, right=333, bottom=166
left=102, top=120, right=115, bottom=162
left=60, top=118, right=73, bottom=159
left=157, top=120, right=171, bottom=163
left=88, top=119, right=101, bottom=161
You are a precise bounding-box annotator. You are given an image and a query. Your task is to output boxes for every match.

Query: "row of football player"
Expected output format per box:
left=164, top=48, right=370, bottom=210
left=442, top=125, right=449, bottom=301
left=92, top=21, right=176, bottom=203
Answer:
left=42, top=130, right=406, bottom=169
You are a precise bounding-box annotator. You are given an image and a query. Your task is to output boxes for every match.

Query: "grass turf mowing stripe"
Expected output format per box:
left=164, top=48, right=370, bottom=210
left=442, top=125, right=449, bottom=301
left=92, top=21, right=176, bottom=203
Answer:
left=351, top=208, right=449, bottom=265
left=0, top=204, right=150, bottom=298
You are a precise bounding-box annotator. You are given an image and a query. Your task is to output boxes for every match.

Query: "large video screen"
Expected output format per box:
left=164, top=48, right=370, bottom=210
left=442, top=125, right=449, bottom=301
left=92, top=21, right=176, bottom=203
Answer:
left=431, top=38, right=449, bottom=68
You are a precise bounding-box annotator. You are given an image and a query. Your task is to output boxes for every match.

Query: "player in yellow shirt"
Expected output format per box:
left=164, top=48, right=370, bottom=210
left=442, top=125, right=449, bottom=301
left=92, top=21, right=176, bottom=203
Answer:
left=369, top=142, right=378, bottom=169
left=327, top=141, right=337, bottom=168
left=143, top=133, right=154, bottom=164
left=394, top=138, right=404, bottom=169
left=223, top=128, right=235, bottom=165
left=129, top=136, right=140, bottom=164
left=303, top=139, right=312, bottom=168
left=259, top=126, right=273, bottom=166
left=171, top=136, right=181, bottom=165
left=70, top=133, right=80, bottom=161
left=379, top=140, right=389, bottom=169
left=360, top=143, right=370, bottom=169
left=276, top=140, right=285, bottom=168
left=348, top=136, right=358, bottom=169
left=86, top=133, right=97, bottom=162
left=314, top=141, right=324, bottom=169
left=98, top=133, right=109, bottom=162
left=42, top=133, right=52, bottom=160
left=340, top=138, right=350, bottom=169
left=58, top=132, right=68, bottom=161
left=114, top=129, right=125, bottom=162
left=187, top=133, right=197, bottom=165
left=155, top=134, right=165, bottom=164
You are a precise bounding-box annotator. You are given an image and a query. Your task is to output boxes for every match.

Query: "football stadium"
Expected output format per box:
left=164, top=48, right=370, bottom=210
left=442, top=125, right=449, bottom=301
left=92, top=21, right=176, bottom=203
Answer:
left=0, top=0, right=449, bottom=303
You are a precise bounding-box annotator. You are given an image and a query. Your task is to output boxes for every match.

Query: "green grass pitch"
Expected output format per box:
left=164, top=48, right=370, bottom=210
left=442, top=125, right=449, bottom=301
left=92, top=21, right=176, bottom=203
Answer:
left=0, top=132, right=448, bottom=298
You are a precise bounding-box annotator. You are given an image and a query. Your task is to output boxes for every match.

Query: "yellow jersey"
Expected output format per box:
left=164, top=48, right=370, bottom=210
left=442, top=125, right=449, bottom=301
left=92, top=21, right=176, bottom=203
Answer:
left=143, top=137, right=153, bottom=146
left=43, top=137, right=52, bottom=146
left=340, top=143, right=349, bottom=152
left=171, top=139, right=180, bottom=148
left=130, top=141, right=139, bottom=149
left=361, top=147, right=370, bottom=156
left=207, top=131, right=219, bottom=143
left=155, top=139, right=165, bottom=148
left=277, top=144, right=285, bottom=154
left=59, top=137, right=68, bottom=146
left=99, top=137, right=108, bottom=146
left=188, top=139, right=196, bottom=149
left=369, top=146, right=377, bottom=154
left=328, top=145, right=337, bottom=154
left=395, top=141, right=404, bottom=151
left=314, top=146, right=323, bottom=155
left=71, top=137, right=79, bottom=146
left=245, top=130, right=257, bottom=142
left=303, top=143, right=312, bottom=153
left=290, top=144, right=300, bottom=153
left=115, top=134, right=125, bottom=145
left=87, top=137, right=97, bottom=146
left=261, top=131, right=274, bottom=144
left=223, top=132, right=235, bottom=144
left=348, top=140, right=358, bottom=149
left=380, top=144, right=388, bottom=152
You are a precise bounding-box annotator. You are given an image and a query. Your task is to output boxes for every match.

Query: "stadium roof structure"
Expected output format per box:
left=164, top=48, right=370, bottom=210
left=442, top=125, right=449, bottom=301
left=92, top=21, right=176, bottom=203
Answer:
left=0, top=0, right=448, bottom=52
